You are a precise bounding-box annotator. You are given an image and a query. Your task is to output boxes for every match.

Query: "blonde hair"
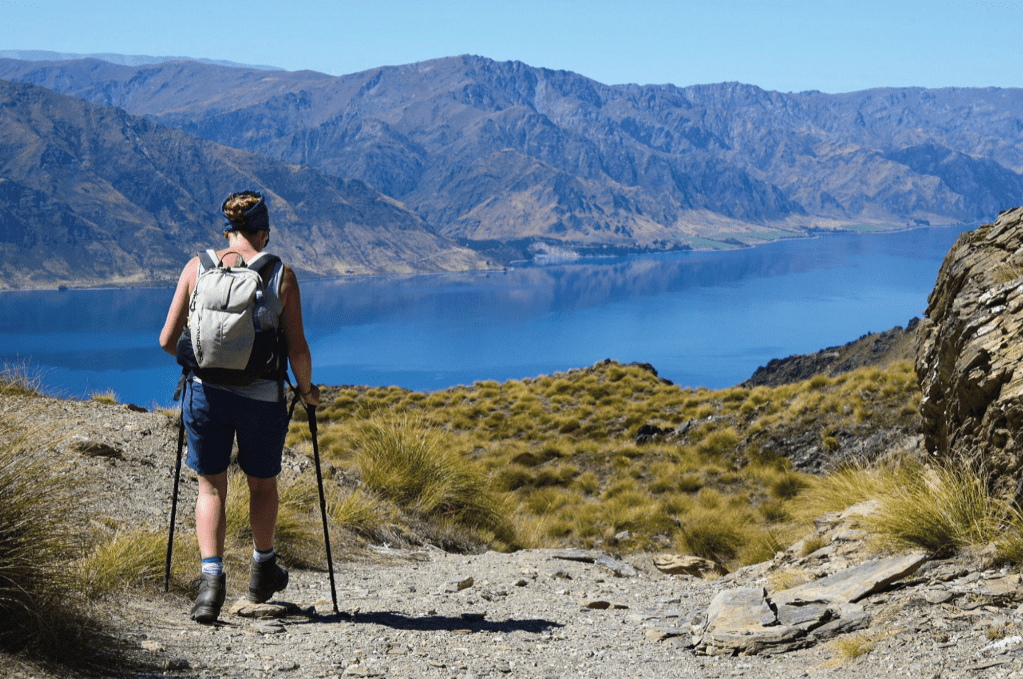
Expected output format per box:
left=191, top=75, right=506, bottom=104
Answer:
left=223, top=194, right=262, bottom=226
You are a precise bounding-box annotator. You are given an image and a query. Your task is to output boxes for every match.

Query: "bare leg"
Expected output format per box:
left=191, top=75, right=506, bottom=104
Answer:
left=196, top=472, right=228, bottom=559
left=247, top=475, right=279, bottom=552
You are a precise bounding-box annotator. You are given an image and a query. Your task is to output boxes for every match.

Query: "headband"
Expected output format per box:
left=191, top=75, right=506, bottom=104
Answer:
left=221, top=190, right=270, bottom=232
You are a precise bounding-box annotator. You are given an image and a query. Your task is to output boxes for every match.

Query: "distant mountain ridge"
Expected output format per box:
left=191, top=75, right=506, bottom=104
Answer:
left=0, top=50, right=282, bottom=71
left=0, top=79, right=487, bottom=290
left=1, top=54, right=1022, bottom=288
left=3, top=55, right=1020, bottom=252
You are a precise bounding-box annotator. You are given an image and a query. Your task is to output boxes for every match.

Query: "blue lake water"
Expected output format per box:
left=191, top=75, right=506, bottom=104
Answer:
left=0, top=225, right=973, bottom=408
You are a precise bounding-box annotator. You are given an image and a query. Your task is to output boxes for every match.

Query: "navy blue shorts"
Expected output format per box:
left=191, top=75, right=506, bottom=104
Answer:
left=182, top=379, right=288, bottom=478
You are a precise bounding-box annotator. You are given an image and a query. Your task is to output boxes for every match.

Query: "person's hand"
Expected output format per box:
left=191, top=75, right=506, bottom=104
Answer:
left=299, top=384, right=321, bottom=407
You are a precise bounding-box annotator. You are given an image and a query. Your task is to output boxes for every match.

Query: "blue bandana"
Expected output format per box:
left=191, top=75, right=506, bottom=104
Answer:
left=221, top=190, right=270, bottom=232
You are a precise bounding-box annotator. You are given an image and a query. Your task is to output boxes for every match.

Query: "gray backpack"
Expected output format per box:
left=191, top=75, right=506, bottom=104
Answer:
left=176, top=249, right=285, bottom=388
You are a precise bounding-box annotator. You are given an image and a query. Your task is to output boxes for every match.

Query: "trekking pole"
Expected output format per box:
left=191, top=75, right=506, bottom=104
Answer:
left=306, top=402, right=340, bottom=615
left=164, top=398, right=186, bottom=592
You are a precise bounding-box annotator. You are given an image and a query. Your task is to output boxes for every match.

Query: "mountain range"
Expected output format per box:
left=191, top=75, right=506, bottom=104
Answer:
left=1, top=54, right=1022, bottom=288
left=0, top=78, right=485, bottom=289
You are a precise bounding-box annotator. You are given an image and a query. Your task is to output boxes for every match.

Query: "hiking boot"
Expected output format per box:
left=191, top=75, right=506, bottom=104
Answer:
left=190, top=572, right=226, bottom=624
left=248, top=554, right=288, bottom=603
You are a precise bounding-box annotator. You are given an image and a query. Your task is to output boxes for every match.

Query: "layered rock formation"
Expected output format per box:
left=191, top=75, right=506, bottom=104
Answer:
left=916, top=206, right=1023, bottom=501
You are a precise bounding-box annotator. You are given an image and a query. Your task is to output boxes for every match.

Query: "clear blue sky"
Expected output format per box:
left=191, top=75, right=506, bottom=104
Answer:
left=2, top=0, right=1021, bottom=93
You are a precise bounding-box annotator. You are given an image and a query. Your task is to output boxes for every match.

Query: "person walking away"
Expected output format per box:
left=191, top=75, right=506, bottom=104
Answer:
left=159, top=190, right=320, bottom=623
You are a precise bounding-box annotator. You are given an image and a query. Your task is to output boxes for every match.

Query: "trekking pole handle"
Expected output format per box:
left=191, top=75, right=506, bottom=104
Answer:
left=304, top=402, right=318, bottom=434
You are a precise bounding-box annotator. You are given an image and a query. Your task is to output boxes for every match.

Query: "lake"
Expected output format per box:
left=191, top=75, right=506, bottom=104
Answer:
left=0, top=225, right=972, bottom=408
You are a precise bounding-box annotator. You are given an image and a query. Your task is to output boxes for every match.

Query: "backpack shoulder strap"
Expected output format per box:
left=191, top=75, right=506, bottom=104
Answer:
left=199, top=249, right=220, bottom=271
left=248, top=253, right=282, bottom=288
left=246, top=252, right=279, bottom=274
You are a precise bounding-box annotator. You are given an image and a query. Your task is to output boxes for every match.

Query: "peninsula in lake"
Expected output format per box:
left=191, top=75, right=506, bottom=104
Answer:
left=1, top=53, right=1022, bottom=289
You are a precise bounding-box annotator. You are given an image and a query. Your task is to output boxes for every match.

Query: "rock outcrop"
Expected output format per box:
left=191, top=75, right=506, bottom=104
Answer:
left=916, top=206, right=1023, bottom=501
left=742, top=320, right=920, bottom=389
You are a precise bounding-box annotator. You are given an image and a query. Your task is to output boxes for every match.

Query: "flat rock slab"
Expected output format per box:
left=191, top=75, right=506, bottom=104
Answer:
left=653, top=554, right=728, bottom=578
left=595, top=555, right=637, bottom=578
left=696, top=588, right=808, bottom=656
left=973, top=574, right=1022, bottom=598
left=552, top=549, right=600, bottom=563
left=775, top=602, right=833, bottom=629
left=773, top=551, right=929, bottom=605
left=230, top=600, right=312, bottom=619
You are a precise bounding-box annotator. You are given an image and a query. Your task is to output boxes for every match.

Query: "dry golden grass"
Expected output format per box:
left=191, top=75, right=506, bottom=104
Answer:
left=799, top=455, right=1023, bottom=558
left=284, top=360, right=937, bottom=566
left=0, top=374, right=105, bottom=663
left=89, top=390, right=119, bottom=405
left=829, top=632, right=876, bottom=661
left=76, top=526, right=195, bottom=597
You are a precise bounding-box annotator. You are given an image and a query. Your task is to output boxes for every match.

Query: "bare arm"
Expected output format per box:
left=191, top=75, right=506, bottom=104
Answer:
left=159, top=258, right=199, bottom=355
left=279, top=265, right=320, bottom=405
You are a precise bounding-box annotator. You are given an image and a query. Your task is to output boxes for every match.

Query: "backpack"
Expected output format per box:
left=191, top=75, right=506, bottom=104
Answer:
left=176, top=249, right=286, bottom=391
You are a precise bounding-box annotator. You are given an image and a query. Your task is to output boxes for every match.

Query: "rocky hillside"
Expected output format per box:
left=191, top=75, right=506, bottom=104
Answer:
left=0, top=79, right=488, bottom=289
left=743, top=319, right=921, bottom=388
left=916, top=205, right=1023, bottom=503
left=1, top=56, right=1022, bottom=267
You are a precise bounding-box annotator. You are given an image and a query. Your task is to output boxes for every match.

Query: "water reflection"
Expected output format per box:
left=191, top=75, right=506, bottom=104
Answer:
left=0, top=225, right=973, bottom=405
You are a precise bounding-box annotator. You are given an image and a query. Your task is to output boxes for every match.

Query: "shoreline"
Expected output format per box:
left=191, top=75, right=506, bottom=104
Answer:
left=0, top=222, right=975, bottom=294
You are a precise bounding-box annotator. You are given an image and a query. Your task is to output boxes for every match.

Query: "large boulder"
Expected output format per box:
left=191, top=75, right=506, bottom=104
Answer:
left=916, top=206, right=1023, bottom=501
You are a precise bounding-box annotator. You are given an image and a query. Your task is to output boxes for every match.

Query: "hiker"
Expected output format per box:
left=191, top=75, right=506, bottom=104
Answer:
left=159, top=190, right=320, bottom=624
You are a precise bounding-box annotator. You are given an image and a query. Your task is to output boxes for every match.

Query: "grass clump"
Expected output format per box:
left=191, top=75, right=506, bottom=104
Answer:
left=866, top=461, right=1011, bottom=555
left=0, top=401, right=103, bottom=663
left=89, top=390, right=118, bottom=405
left=675, top=506, right=749, bottom=563
left=349, top=416, right=514, bottom=545
left=329, top=488, right=390, bottom=539
left=1, top=361, right=45, bottom=397
left=830, top=632, right=876, bottom=660
left=76, top=526, right=188, bottom=597
left=802, top=456, right=1023, bottom=558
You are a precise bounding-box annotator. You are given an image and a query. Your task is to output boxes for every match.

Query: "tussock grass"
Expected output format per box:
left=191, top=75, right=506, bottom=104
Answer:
left=90, top=390, right=118, bottom=405
left=830, top=632, right=876, bottom=660
left=77, top=526, right=194, bottom=597
left=0, top=387, right=102, bottom=662
left=867, top=462, right=1012, bottom=555
left=802, top=456, right=1023, bottom=558
left=348, top=416, right=514, bottom=546
left=675, top=505, right=750, bottom=563
left=288, top=359, right=930, bottom=565
left=1, top=361, right=45, bottom=397
left=329, top=487, right=391, bottom=539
